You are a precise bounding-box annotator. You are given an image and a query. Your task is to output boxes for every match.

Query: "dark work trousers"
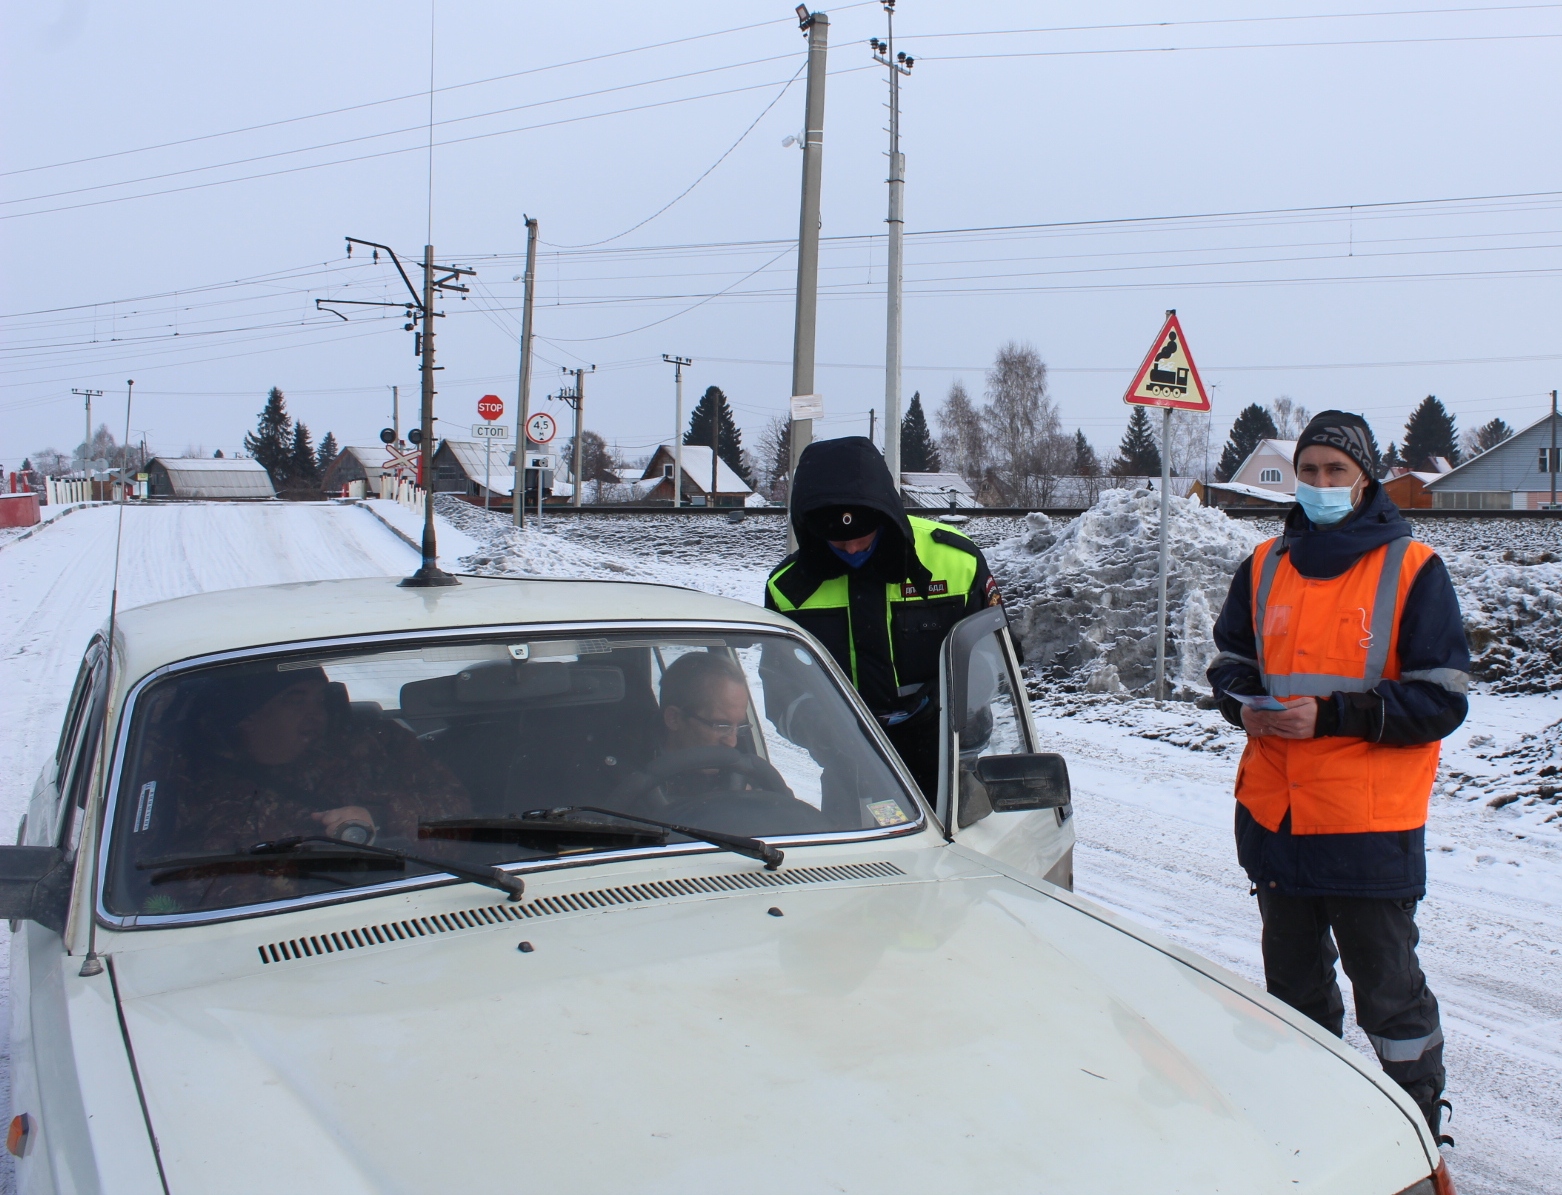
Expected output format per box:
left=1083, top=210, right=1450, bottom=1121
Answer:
left=1255, top=890, right=1445, bottom=1112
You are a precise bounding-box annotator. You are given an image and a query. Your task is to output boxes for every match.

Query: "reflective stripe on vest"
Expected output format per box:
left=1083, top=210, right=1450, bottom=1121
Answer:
left=766, top=518, right=979, bottom=690
left=1253, top=534, right=1412, bottom=697
left=1236, top=532, right=1442, bottom=836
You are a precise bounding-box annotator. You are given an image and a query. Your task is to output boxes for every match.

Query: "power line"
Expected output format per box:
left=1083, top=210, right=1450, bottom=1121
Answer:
left=0, top=67, right=877, bottom=223
left=545, top=59, right=808, bottom=250
left=923, top=30, right=1562, bottom=65
left=0, top=5, right=881, bottom=179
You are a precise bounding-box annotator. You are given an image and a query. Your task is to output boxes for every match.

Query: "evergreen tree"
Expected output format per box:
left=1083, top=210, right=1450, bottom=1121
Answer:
left=1401, top=395, right=1460, bottom=470
left=1112, top=406, right=1162, bottom=476
left=1214, top=403, right=1279, bottom=482
left=899, top=392, right=941, bottom=472
left=1070, top=429, right=1100, bottom=476
left=244, top=387, right=293, bottom=486
left=315, top=431, right=338, bottom=473
left=683, top=386, right=749, bottom=482
left=289, top=422, right=318, bottom=488
left=1473, top=417, right=1513, bottom=454
left=1381, top=441, right=1403, bottom=472
left=212, top=449, right=225, bottom=459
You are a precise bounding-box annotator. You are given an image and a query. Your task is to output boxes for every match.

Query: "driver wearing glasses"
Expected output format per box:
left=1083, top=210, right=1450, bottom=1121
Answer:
left=659, top=652, right=750, bottom=757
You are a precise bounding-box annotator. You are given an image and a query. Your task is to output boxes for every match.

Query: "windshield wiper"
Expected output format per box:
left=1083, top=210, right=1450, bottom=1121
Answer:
left=139, top=835, right=525, bottom=901
left=521, top=807, right=783, bottom=871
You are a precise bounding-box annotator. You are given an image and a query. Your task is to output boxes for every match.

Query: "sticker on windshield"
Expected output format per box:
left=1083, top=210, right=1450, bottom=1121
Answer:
left=866, top=799, right=910, bottom=827
left=132, top=781, right=156, bottom=833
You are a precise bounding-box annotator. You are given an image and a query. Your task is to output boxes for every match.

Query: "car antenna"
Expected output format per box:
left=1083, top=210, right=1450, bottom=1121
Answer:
left=79, top=378, right=134, bottom=979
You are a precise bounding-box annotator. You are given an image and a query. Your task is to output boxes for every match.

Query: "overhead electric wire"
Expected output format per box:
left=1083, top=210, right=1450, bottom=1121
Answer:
left=0, top=53, right=805, bottom=209
left=0, top=3, right=882, bottom=179
left=545, top=58, right=808, bottom=249
left=924, top=30, right=1562, bottom=65
left=1, top=67, right=877, bottom=223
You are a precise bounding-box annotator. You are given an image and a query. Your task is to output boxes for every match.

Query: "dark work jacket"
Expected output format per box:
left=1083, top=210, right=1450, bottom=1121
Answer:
left=1207, top=482, right=1471, bottom=899
left=764, top=436, right=999, bottom=716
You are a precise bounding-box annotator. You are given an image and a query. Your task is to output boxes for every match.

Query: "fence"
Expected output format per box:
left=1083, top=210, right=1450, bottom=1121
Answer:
left=378, top=475, right=426, bottom=513
left=43, top=478, right=91, bottom=507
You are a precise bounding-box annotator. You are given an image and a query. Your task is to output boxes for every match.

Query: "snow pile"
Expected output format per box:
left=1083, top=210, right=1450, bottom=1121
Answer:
left=1444, top=718, right=1562, bottom=824
left=433, top=497, right=780, bottom=605
left=989, top=488, right=1262, bottom=697
left=1443, top=548, right=1562, bottom=694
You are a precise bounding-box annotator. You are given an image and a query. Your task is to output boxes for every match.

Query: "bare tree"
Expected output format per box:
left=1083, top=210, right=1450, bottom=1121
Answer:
left=29, top=447, right=71, bottom=476
left=754, top=415, right=792, bottom=504
left=935, top=380, right=987, bottom=487
left=980, top=342, right=1068, bottom=505
left=1161, top=410, right=1214, bottom=479
left=1268, top=396, right=1311, bottom=439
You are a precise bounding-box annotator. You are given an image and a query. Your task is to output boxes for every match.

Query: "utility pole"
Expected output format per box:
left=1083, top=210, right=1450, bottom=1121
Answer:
left=330, top=237, right=472, bottom=587
left=390, top=385, right=399, bottom=444
left=1551, top=388, right=1558, bottom=509
left=558, top=366, right=595, bottom=509
left=513, top=216, right=538, bottom=527
left=72, top=388, right=103, bottom=476
left=711, top=392, right=721, bottom=507
left=868, top=407, right=876, bottom=447
left=872, top=4, right=914, bottom=489
left=789, top=6, right=829, bottom=546
left=663, top=354, right=691, bottom=507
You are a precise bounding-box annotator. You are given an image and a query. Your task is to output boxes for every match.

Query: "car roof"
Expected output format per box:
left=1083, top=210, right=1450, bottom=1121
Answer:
left=110, top=575, right=792, bottom=683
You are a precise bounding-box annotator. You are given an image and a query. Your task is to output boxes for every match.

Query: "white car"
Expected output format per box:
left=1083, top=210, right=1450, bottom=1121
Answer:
left=0, top=577, right=1452, bottom=1194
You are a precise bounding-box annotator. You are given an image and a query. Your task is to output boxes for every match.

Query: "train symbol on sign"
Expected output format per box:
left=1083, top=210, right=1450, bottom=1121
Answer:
left=1144, top=331, right=1189, bottom=396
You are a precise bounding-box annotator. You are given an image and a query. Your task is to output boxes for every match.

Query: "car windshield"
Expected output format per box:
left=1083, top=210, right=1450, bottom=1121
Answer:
left=104, top=630, right=921, bottom=918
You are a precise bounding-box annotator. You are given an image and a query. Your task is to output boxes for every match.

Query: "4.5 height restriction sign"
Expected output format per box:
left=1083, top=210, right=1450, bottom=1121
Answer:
left=1124, top=310, right=1211, bottom=411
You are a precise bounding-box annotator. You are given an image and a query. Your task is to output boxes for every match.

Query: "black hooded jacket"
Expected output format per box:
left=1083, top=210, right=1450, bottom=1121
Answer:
left=764, top=436, right=998, bottom=717
left=1207, top=481, right=1471, bottom=897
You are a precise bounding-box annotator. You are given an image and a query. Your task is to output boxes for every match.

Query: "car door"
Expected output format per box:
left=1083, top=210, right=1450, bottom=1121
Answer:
left=936, top=607, right=1074, bottom=889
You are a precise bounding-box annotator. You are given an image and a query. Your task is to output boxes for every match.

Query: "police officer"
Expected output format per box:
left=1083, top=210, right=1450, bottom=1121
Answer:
left=765, top=436, right=1002, bottom=797
left=1207, top=411, right=1469, bottom=1144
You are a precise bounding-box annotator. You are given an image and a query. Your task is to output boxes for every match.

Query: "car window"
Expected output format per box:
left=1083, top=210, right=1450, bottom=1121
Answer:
left=54, top=647, right=99, bottom=772
left=57, top=655, right=109, bottom=850
left=104, top=630, right=921, bottom=919
left=955, top=627, right=1033, bottom=829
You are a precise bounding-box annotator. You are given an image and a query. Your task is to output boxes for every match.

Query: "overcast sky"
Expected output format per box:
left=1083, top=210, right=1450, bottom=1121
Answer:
left=4, top=1, right=1560, bottom=471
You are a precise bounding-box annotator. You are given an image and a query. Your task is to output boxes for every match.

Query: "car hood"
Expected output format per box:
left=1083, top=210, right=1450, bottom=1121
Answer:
left=110, top=849, right=1435, bottom=1194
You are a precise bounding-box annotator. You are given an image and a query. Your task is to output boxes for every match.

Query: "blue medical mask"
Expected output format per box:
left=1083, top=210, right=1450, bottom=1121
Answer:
left=829, top=531, right=880, bottom=568
left=1294, top=479, right=1360, bottom=526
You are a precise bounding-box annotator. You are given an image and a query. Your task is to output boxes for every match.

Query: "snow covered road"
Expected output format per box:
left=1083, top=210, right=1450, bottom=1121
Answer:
left=0, top=500, right=1556, bottom=1192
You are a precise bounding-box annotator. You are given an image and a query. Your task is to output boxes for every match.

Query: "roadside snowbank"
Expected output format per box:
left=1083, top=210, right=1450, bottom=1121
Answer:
left=990, top=488, right=1262, bottom=696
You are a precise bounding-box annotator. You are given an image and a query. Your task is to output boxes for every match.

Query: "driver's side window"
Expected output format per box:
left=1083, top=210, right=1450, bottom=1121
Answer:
left=954, top=629, right=1031, bottom=828
left=55, top=650, right=109, bottom=851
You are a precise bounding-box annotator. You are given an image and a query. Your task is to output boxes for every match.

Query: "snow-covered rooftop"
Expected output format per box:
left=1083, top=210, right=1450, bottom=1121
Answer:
left=442, top=440, right=514, bottom=496
left=642, top=446, right=752, bottom=495
left=148, top=456, right=275, bottom=499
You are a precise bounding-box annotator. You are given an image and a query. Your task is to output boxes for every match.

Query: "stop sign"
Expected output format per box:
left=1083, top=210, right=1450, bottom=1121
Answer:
left=477, top=394, right=504, bottom=422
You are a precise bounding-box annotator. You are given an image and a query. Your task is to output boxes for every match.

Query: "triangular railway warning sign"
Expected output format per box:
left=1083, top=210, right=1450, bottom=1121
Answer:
left=1124, top=311, right=1211, bottom=412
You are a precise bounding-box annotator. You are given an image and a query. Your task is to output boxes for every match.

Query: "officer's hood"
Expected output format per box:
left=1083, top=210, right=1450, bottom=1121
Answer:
left=1281, top=480, right=1414, bottom=579
left=789, top=436, right=929, bottom=586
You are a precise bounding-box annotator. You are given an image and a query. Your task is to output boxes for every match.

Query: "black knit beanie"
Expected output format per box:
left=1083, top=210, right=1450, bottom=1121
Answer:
left=1293, top=410, right=1378, bottom=476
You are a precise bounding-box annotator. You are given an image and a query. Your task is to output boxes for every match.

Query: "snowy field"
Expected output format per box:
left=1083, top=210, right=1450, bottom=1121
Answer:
left=0, top=498, right=1556, bottom=1192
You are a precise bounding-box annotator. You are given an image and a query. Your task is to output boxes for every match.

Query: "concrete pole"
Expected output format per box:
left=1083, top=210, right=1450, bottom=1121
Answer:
left=512, top=216, right=538, bottom=527
left=711, top=391, right=720, bottom=506
left=1155, top=404, right=1172, bottom=701
left=1551, top=388, right=1558, bottom=509
left=882, top=2, right=906, bottom=486
left=788, top=9, right=828, bottom=544
left=402, top=244, right=455, bottom=587
left=572, top=367, right=585, bottom=509
left=674, top=361, right=685, bottom=506
left=391, top=385, right=399, bottom=444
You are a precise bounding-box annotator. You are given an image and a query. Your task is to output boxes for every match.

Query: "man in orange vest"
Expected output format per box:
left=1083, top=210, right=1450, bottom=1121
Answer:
left=1208, top=410, right=1469, bottom=1146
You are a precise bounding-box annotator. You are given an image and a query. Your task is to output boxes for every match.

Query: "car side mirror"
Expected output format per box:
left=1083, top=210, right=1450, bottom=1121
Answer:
left=973, top=754, right=1071, bottom=812
left=0, top=847, right=73, bottom=934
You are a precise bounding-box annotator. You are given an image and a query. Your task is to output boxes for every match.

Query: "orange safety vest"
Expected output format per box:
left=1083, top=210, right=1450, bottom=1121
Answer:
left=1235, top=534, right=1440, bottom=836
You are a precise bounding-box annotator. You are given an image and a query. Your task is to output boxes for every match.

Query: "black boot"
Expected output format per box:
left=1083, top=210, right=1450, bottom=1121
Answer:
left=1406, top=1081, right=1454, bottom=1148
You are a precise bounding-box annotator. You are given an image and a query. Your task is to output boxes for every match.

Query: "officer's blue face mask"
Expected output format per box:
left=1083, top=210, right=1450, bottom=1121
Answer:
left=829, top=530, right=880, bottom=568
left=1294, top=477, right=1363, bottom=526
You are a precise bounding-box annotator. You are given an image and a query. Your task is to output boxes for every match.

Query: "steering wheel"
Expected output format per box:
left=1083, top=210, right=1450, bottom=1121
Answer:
left=611, top=747, right=826, bottom=835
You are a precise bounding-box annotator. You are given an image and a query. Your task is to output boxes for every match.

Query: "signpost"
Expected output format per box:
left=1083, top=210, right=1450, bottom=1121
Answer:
left=476, top=395, right=504, bottom=513
left=522, top=412, right=558, bottom=523
left=1123, top=310, right=1212, bottom=702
